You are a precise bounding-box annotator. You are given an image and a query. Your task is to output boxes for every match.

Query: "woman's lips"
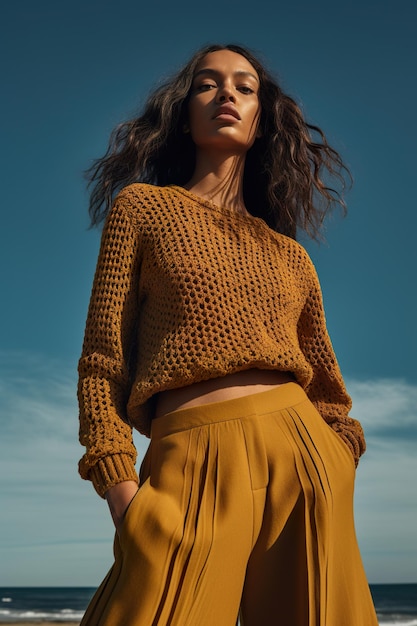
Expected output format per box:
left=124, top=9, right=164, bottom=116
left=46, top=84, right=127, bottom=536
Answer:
left=214, top=113, right=240, bottom=122
left=213, top=105, right=240, bottom=120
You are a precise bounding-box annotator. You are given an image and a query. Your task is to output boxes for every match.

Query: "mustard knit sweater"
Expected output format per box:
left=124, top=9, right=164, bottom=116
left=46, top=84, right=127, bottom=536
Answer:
left=78, top=183, right=365, bottom=496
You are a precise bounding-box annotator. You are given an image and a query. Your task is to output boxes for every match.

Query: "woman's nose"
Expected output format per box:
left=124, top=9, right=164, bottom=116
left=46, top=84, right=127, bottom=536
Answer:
left=216, top=85, right=235, bottom=103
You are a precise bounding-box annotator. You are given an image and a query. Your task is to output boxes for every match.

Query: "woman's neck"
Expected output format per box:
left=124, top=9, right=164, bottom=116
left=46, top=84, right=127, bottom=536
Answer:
left=185, top=153, right=248, bottom=215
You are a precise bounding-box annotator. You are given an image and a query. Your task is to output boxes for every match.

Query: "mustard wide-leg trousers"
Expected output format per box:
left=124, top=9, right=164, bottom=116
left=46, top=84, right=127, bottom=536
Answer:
left=81, top=383, right=378, bottom=626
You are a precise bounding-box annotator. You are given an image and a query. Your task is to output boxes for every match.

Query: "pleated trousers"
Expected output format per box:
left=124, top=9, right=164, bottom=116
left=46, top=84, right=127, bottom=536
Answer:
left=80, top=382, right=378, bottom=626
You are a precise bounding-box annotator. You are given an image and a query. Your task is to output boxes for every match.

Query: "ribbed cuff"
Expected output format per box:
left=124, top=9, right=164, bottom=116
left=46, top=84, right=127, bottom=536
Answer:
left=90, top=453, right=139, bottom=498
left=330, top=418, right=366, bottom=467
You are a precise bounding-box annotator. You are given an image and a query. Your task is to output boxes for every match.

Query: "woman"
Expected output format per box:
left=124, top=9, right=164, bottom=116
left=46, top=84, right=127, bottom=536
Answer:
left=78, top=43, right=378, bottom=625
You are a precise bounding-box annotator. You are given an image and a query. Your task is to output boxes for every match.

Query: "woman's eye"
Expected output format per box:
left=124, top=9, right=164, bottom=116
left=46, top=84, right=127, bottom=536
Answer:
left=196, top=83, right=215, bottom=92
left=238, top=86, right=255, bottom=94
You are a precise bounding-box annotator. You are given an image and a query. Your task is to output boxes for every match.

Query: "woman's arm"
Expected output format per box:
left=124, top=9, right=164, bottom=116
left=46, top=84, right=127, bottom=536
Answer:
left=105, top=480, right=139, bottom=533
left=297, top=257, right=366, bottom=466
left=78, top=189, right=143, bottom=496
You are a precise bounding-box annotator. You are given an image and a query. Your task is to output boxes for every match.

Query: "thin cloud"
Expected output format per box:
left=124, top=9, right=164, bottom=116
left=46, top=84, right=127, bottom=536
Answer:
left=0, top=351, right=416, bottom=584
left=0, top=350, right=77, bottom=440
left=346, top=378, right=417, bottom=582
left=0, top=351, right=149, bottom=483
left=348, top=378, right=417, bottom=443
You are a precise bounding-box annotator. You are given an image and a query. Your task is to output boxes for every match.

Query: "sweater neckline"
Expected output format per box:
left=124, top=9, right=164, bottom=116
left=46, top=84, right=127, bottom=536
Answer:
left=169, top=185, right=266, bottom=227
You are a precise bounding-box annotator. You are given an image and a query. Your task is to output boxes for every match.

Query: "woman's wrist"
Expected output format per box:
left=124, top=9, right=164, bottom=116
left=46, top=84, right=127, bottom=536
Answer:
left=105, top=480, right=139, bottom=530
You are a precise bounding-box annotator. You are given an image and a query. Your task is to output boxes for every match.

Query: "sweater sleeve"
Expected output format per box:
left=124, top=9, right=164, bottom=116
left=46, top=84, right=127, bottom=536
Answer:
left=78, top=192, right=142, bottom=497
left=297, top=258, right=366, bottom=466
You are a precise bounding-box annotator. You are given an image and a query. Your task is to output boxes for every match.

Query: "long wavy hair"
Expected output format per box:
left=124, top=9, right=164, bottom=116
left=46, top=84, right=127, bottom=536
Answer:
left=85, top=43, right=351, bottom=239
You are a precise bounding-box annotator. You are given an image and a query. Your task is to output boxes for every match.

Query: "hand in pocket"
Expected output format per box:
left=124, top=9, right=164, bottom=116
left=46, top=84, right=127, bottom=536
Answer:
left=105, top=480, right=139, bottom=534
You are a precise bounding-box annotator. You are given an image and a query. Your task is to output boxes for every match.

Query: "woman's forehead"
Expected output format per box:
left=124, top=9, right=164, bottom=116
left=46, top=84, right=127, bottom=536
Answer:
left=194, top=49, right=259, bottom=81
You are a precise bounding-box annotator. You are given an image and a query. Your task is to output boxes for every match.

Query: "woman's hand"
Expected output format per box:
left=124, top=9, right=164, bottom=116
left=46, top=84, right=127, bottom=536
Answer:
left=105, top=480, right=139, bottom=534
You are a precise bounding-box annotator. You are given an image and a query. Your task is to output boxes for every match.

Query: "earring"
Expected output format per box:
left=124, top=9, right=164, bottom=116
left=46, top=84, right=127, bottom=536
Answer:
left=183, top=124, right=190, bottom=134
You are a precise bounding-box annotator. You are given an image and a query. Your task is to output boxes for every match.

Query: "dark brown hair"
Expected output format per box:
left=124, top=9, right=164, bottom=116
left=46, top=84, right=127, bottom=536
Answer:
left=85, top=43, right=351, bottom=239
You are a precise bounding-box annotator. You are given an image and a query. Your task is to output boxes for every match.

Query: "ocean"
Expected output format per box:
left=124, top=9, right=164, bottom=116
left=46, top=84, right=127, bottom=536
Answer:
left=0, top=584, right=416, bottom=624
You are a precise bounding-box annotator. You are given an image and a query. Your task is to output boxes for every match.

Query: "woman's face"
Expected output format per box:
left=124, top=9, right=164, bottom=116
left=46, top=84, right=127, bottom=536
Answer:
left=187, top=49, right=261, bottom=156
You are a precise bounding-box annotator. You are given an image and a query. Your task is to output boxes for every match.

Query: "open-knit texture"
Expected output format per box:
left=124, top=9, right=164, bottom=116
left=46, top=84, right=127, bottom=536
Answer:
left=78, top=183, right=366, bottom=496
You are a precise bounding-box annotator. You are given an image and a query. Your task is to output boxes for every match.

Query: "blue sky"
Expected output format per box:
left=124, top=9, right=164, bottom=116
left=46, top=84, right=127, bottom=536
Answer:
left=0, top=0, right=416, bottom=586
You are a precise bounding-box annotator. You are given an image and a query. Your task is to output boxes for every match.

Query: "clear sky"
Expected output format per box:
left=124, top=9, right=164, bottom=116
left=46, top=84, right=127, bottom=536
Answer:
left=0, top=0, right=416, bottom=586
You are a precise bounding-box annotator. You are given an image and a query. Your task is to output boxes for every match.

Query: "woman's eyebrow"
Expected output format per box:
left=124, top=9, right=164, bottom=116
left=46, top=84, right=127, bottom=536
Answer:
left=193, top=68, right=259, bottom=83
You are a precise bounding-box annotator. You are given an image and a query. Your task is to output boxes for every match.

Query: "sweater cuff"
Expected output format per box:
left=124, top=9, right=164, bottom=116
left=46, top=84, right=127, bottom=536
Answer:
left=89, top=454, right=139, bottom=498
left=330, top=418, right=366, bottom=467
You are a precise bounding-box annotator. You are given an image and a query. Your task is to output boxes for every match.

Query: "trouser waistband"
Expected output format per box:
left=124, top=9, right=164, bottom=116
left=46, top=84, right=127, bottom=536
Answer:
left=151, top=382, right=307, bottom=439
